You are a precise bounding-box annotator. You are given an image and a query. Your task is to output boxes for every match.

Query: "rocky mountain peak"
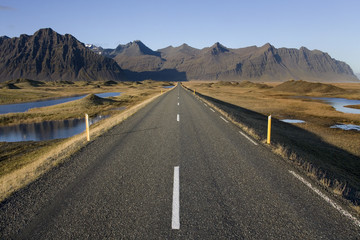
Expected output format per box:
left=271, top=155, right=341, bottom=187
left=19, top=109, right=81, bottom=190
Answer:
left=179, top=43, right=190, bottom=48
left=300, top=46, right=310, bottom=52
left=260, top=43, right=275, bottom=52
left=33, top=28, right=60, bottom=40
left=114, top=40, right=160, bottom=57
left=0, top=29, right=125, bottom=82
left=0, top=35, right=10, bottom=44
left=209, top=42, right=229, bottom=55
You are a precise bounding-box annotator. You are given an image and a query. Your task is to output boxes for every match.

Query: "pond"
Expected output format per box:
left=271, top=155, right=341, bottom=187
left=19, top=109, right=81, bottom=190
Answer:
left=0, top=92, right=121, bottom=115
left=281, top=119, right=306, bottom=123
left=310, top=97, right=360, bottom=114
left=0, top=115, right=108, bottom=142
left=330, top=124, right=360, bottom=132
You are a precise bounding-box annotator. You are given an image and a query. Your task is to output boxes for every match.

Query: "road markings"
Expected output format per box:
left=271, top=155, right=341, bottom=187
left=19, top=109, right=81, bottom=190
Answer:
left=210, top=108, right=215, bottom=112
left=178, top=102, right=179, bottom=106
left=177, top=114, right=180, bottom=122
left=204, top=103, right=208, bottom=107
left=289, top=170, right=360, bottom=228
left=239, top=131, right=258, bottom=146
left=172, top=166, right=180, bottom=229
left=220, top=116, right=229, bottom=123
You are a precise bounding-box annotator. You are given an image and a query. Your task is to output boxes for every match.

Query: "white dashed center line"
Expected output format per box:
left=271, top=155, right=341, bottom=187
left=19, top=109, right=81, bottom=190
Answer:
left=210, top=108, right=215, bottom=112
left=172, top=166, right=180, bottom=229
left=177, top=114, right=180, bottom=122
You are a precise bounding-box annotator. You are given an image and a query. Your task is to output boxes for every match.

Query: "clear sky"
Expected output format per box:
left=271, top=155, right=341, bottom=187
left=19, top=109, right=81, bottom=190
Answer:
left=1, top=0, right=359, bottom=73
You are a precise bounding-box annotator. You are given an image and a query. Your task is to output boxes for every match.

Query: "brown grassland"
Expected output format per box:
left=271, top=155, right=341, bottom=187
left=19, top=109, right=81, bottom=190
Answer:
left=183, top=80, right=360, bottom=213
left=0, top=80, right=174, bottom=201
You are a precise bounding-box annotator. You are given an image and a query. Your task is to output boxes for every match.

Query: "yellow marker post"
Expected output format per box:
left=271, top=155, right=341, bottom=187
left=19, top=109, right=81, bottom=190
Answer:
left=161, top=89, right=163, bottom=94
left=267, top=115, right=271, bottom=144
left=85, top=113, right=90, bottom=141
left=194, top=89, right=196, bottom=95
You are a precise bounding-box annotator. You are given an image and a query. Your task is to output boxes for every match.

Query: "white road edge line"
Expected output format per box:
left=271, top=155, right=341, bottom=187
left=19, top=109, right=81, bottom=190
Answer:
left=177, top=114, right=180, bottom=122
left=220, top=116, right=229, bottom=123
left=289, top=170, right=360, bottom=228
left=239, top=131, right=258, bottom=146
left=172, top=166, right=180, bottom=229
left=210, top=108, right=215, bottom=112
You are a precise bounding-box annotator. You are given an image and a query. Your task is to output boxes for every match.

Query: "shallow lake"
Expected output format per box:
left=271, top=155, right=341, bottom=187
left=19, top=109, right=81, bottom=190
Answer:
left=0, top=115, right=108, bottom=142
left=281, top=119, right=305, bottom=123
left=311, top=97, right=360, bottom=114
left=0, top=92, right=121, bottom=115
left=330, top=124, right=360, bottom=131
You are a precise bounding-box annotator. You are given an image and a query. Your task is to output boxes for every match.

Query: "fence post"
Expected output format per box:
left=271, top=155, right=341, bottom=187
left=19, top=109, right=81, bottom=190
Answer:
left=267, top=115, right=271, bottom=144
left=85, top=113, right=90, bottom=141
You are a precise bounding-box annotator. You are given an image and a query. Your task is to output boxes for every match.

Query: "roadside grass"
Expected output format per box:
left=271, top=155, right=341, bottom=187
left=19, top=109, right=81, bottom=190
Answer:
left=0, top=140, right=61, bottom=176
left=0, top=81, right=174, bottom=202
left=183, top=81, right=360, bottom=214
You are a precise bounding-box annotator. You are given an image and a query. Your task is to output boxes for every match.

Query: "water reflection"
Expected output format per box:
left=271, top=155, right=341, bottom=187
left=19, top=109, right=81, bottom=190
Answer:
left=311, top=97, right=360, bottom=114
left=0, top=92, right=121, bottom=115
left=281, top=119, right=305, bottom=123
left=0, top=115, right=108, bottom=142
left=330, top=124, right=360, bottom=131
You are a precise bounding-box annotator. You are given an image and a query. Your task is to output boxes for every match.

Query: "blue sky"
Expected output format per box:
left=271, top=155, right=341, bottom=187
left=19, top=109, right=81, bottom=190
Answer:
left=1, top=0, right=359, bottom=73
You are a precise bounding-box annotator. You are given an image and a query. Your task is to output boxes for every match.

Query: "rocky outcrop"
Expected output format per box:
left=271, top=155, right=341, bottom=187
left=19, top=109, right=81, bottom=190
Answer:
left=0, top=28, right=125, bottom=82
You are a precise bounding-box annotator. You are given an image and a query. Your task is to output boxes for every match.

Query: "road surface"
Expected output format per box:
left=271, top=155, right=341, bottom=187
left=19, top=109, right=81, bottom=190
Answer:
left=1, top=84, right=359, bottom=239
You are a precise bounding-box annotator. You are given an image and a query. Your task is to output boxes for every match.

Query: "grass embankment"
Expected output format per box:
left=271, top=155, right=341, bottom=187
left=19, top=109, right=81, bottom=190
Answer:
left=183, top=80, right=360, bottom=212
left=0, top=80, right=174, bottom=202
left=345, top=105, right=360, bottom=110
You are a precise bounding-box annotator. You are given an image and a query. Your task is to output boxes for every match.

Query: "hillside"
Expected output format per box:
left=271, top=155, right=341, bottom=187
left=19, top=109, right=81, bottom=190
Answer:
left=90, top=41, right=358, bottom=82
left=271, top=80, right=347, bottom=93
left=0, top=28, right=125, bottom=82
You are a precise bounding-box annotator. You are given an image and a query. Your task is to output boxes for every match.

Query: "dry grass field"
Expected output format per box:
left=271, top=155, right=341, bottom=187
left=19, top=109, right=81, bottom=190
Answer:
left=184, top=80, right=360, bottom=156
left=0, top=80, right=174, bottom=201
left=183, top=80, right=360, bottom=210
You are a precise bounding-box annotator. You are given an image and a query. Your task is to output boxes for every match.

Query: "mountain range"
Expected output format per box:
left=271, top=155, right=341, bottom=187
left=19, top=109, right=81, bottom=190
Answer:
left=93, top=41, right=358, bottom=82
left=0, top=28, right=358, bottom=82
left=0, top=29, right=124, bottom=82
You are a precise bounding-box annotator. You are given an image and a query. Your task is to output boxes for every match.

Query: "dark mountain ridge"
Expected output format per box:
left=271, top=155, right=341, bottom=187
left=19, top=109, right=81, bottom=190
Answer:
left=89, top=40, right=357, bottom=82
left=0, top=28, right=125, bottom=82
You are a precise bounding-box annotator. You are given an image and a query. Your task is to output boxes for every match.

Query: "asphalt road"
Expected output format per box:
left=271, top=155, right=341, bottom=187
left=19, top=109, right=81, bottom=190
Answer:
left=1, top=84, right=360, bottom=239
